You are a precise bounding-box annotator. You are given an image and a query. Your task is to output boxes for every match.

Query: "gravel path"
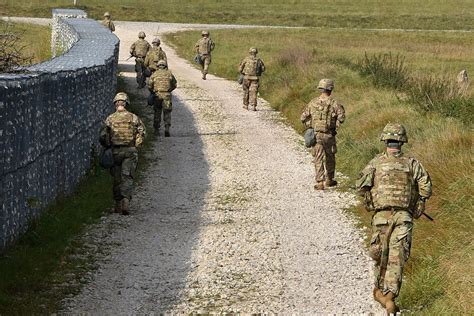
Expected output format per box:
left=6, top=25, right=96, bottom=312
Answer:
left=57, top=22, right=382, bottom=314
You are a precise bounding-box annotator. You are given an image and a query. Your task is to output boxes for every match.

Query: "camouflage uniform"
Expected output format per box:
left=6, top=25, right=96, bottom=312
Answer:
left=144, top=46, right=168, bottom=73
left=100, top=93, right=146, bottom=213
left=355, top=123, right=432, bottom=314
left=148, top=62, right=177, bottom=136
left=101, top=12, right=115, bottom=32
left=301, top=80, right=345, bottom=188
left=130, top=33, right=151, bottom=88
left=239, top=47, right=265, bottom=111
left=194, top=31, right=215, bottom=79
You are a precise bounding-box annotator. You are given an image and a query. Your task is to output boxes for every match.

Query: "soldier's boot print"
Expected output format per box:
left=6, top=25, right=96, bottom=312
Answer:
left=373, top=288, right=386, bottom=307
left=121, top=198, right=130, bottom=215
left=314, top=181, right=324, bottom=190
left=326, top=179, right=338, bottom=187
left=384, top=292, right=399, bottom=315
left=114, top=200, right=122, bottom=213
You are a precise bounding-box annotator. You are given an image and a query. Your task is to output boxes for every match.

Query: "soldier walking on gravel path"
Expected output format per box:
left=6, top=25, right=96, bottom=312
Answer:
left=148, top=60, right=177, bottom=137
left=239, top=47, right=265, bottom=111
left=194, top=30, right=215, bottom=80
left=144, top=37, right=168, bottom=74
left=301, top=79, right=345, bottom=190
left=355, top=123, right=432, bottom=315
left=100, top=92, right=146, bottom=215
left=101, top=12, right=115, bottom=32
left=130, top=31, right=151, bottom=88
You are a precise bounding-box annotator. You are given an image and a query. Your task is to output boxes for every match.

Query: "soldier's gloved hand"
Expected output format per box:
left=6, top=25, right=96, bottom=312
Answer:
left=135, top=136, right=144, bottom=148
left=413, top=196, right=426, bottom=219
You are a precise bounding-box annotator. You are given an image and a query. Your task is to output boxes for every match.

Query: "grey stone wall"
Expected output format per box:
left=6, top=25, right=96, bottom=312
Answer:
left=0, top=9, right=119, bottom=253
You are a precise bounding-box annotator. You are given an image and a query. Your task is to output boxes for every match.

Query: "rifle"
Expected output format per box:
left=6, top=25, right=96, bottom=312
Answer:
left=125, top=55, right=133, bottom=61
left=422, top=212, right=435, bottom=222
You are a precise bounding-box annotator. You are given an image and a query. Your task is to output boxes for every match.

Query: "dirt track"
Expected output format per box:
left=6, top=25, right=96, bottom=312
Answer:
left=58, top=22, right=381, bottom=314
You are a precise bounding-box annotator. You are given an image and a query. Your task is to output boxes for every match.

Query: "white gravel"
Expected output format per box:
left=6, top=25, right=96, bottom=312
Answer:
left=54, top=21, right=383, bottom=314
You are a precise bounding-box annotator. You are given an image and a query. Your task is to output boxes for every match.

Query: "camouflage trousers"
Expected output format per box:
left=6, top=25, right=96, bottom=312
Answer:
left=111, top=146, right=138, bottom=201
left=369, top=210, right=413, bottom=297
left=313, top=132, right=336, bottom=182
left=153, top=92, right=172, bottom=130
left=134, top=57, right=146, bottom=87
left=200, top=54, right=211, bottom=75
left=242, top=79, right=259, bottom=107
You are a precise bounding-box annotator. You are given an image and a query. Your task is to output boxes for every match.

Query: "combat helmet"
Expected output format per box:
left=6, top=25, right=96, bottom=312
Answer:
left=113, top=92, right=129, bottom=105
left=152, top=37, right=161, bottom=45
left=249, top=47, right=258, bottom=55
left=138, top=31, right=146, bottom=38
left=103, top=12, right=110, bottom=17
left=380, top=123, right=408, bottom=143
left=156, top=59, right=167, bottom=68
left=317, top=79, right=334, bottom=91
left=201, top=30, right=209, bottom=36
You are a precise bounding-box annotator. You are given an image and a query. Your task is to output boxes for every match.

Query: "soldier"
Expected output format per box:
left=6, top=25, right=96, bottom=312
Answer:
left=300, top=79, right=345, bottom=190
left=194, top=30, right=215, bottom=80
left=144, top=37, right=168, bottom=74
left=101, top=12, right=115, bottom=32
left=100, top=92, right=146, bottom=215
left=148, top=60, right=177, bottom=137
left=355, top=123, right=432, bottom=315
left=239, top=47, right=265, bottom=111
left=130, top=31, right=151, bottom=88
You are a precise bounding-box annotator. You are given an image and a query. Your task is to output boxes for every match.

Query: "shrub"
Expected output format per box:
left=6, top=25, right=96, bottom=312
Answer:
left=357, top=52, right=409, bottom=90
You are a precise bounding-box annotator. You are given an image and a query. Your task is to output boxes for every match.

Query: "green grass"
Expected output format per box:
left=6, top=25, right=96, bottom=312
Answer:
left=1, top=0, right=473, bottom=30
left=165, top=28, right=473, bottom=314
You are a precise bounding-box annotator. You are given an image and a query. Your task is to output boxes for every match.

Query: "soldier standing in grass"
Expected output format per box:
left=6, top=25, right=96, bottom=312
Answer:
left=239, top=47, right=265, bottom=111
left=100, top=92, right=146, bottom=215
left=130, top=32, right=151, bottom=88
left=194, top=30, right=215, bottom=80
left=300, top=79, right=345, bottom=190
left=355, top=123, right=432, bottom=315
left=148, top=60, right=177, bottom=137
left=101, top=12, right=115, bottom=32
left=144, top=37, right=167, bottom=74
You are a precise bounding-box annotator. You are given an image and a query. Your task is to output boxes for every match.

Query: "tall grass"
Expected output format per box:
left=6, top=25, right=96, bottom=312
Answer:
left=165, top=27, right=473, bottom=314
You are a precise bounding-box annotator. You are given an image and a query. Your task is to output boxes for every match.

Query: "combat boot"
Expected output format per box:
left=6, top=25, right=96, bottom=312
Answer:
left=164, top=127, right=170, bottom=137
left=384, top=292, right=399, bottom=315
left=326, top=179, right=338, bottom=187
left=252, top=105, right=257, bottom=111
left=121, top=198, right=130, bottom=215
left=314, top=182, right=324, bottom=190
left=243, top=104, right=248, bottom=110
left=114, top=200, right=121, bottom=213
left=373, top=288, right=386, bottom=307
left=202, top=73, right=206, bottom=80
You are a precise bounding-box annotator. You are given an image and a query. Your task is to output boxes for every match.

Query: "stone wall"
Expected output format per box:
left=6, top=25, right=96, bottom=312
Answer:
left=0, top=9, right=119, bottom=253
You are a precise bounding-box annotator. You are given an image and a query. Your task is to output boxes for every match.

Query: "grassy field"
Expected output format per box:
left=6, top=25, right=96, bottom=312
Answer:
left=165, top=28, right=473, bottom=314
left=0, top=21, right=51, bottom=66
left=1, top=0, right=474, bottom=30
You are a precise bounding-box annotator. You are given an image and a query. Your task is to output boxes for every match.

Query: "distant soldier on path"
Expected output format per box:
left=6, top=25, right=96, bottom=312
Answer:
left=100, top=92, right=146, bottom=215
left=239, top=47, right=265, bottom=111
left=130, top=31, right=151, bottom=88
left=300, top=79, right=345, bottom=190
left=144, top=37, right=168, bottom=74
left=355, top=123, right=432, bottom=315
left=194, top=30, right=215, bottom=80
left=148, top=60, right=178, bottom=137
left=101, top=12, right=115, bottom=32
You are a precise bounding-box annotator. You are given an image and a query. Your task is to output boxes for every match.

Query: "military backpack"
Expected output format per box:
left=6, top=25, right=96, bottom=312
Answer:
left=309, top=97, right=334, bottom=133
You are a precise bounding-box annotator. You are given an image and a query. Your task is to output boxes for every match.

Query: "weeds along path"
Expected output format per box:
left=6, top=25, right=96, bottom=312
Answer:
left=62, top=22, right=380, bottom=314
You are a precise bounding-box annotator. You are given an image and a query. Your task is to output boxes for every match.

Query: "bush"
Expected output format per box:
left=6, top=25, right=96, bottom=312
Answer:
left=357, top=52, right=409, bottom=90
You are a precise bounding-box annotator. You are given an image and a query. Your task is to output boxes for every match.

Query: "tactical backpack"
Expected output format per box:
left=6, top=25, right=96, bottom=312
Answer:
left=109, top=112, right=135, bottom=146
left=198, top=38, right=211, bottom=54
left=310, top=97, right=333, bottom=133
left=152, top=69, right=173, bottom=92
left=243, top=57, right=258, bottom=76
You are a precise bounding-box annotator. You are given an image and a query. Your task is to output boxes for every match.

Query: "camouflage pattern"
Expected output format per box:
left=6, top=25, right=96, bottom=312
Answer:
left=148, top=68, right=177, bottom=131
left=130, top=38, right=151, bottom=87
left=317, top=78, right=335, bottom=91
left=356, top=150, right=432, bottom=297
left=101, top=108, right=146, bottom=202
left=101, top=18, right=115, bottom=32
left=195, top=37, right=215, bottom=75
left=301, top=95, right=345, bottom=184
left=380, top=123, right=408, bottom=143
left=239, top=54, right=265, bottom=108
left=144, top=47, right=168, bottom=72
left=242, top=79, right=259, bottom=108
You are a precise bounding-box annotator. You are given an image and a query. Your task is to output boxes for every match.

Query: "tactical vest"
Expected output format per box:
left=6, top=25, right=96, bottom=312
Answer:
left=134, top=40, right=149, bottom=57
left=371, top=155, right=417, bottom=210
left=109, top=112, right=135, bottom=146
left=152, top=69, right=173, bottom=92
left=309, top=97, right=333, bottom=133
left=148, top=49, right=167, bottom=71
left=243, top=57, right=258, bottom=76
left=198, top=38, right=211, bottom=54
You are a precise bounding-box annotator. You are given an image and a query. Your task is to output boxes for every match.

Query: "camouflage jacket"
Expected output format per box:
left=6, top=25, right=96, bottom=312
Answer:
left=148, top=68, right=177, bottom=93
left=300, top=95, right=345, bottom=133
left=144, top=47, right=168, bottom=71
left=130, top=39, right=151, bottom=58
left=355, top=151, right=432, bottom=211
left=194, top=37, right=215, bottom=55
left=100, top=109, right=146, bottom=148
left=239, top=56, right=265, bottom=80
left=101, top=18, right=115, bottom=32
